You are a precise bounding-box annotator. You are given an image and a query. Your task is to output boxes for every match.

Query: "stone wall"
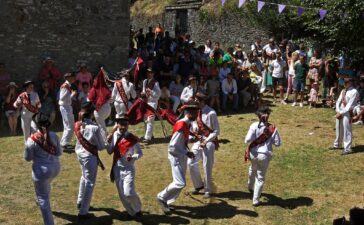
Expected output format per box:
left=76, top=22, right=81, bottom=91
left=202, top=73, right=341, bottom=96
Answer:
left=0, top=0, right=130, bottom=83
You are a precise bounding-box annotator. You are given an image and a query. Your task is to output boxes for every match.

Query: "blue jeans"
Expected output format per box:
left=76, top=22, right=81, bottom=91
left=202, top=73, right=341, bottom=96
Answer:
left=222, top=93, right=239, bottom=111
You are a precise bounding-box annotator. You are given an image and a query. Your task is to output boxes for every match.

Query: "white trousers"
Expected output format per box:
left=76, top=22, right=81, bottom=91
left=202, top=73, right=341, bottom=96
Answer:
left=77, top=155, right=98, bottom=215
left=32, top=162, right=60, bottom=225
left=60, top=105, right=74, bottom=146
left=94, top=103, right=111, bottom=135
left=158, top=154, right=187, bottom=205
left=170, top=95, right=181, bottom=113
left=144, top=115, right=155, bottom=140
left=20, top=110, right=37, bottom=144
left=248, top=153, right=271, bottom=205
left=334, top=113, right=353, bottom=152
left=114, top=101, right=132, bottom=115
left=188, top=142, right=215, bottom=193
left=113, top=166, right=141, bottom=216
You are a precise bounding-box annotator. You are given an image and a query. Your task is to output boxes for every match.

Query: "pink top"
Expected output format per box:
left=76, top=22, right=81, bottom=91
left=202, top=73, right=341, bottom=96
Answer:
left=76, top=71, right=93, bottom=90
left=39, top=66, right=62, bottom=89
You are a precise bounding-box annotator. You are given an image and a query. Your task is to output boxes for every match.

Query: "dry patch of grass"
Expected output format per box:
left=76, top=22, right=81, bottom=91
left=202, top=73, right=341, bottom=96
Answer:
left=1, top=101, right=364, bottom=225
left=131, top=0, right=175, bottom=18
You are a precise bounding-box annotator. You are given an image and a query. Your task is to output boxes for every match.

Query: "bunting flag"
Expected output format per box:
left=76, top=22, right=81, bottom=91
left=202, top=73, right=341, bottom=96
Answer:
left=278, top=4, right=286, bottom=14
left=297, top=6, right=305, bottom=16
left=221, top=0, right=226, bottom=6
left=319, top=9, right=327, bottom=20
left=238, top=0, right=246, bottom=8
left=257, top=1, right=265, bottom=13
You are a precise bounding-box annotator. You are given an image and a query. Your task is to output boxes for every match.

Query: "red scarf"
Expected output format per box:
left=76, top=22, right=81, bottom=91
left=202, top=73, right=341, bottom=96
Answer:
left=172, top=120, right=190, bottom=146
left=110, top=133, right=139, bottom=182
left=19, top=92, right=38, bottom=113
left=196, top=110, right=219, bottom=149
left=88, top=70, right=111, bottom=111
left=30, top=131, right=56, bottom=155
left=116, top=80, right=129, bottom=110
left=244, top=123, right=276, bottom=162
left=74, top=121, right=105, bottom=170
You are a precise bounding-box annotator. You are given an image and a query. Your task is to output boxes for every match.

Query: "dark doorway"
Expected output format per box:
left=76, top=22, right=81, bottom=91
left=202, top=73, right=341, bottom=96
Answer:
left=176, top=9, right=188, bottom=35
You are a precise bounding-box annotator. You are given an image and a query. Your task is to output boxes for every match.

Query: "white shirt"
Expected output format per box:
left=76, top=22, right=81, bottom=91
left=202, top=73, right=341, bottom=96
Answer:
left=111, top=78, right=137, bottom=104
left=142, top=79, right=161, bottom=109
left=75, top=119, right=107, bottom=157
left=272, top=59, right=286, bottom=78
left=58, top=80, right=76, bottom=106
left=107, top=130, right=143, bottom=169
left=245, top=122, right=281, bottom=156
left=14, top=91, right=41, bottom=115
left=222, top=78, right=238, bottom=95
left=169, top=116, right=191, bottom=157
left=24, top=131, right=62, bottom=164
left=263, top=44, right=278, bottom=54
left=191, top=105, right=220, bottom=143
left=180, top=85, right=197, bottom=103
left=336, top=86, right=360, bottom=115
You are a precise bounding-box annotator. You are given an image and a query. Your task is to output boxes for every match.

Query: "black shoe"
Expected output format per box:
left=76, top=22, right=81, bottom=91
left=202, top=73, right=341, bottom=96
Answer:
left=134, top=211, right=142, bottom=217
left=191, top=186, right=204, bottom=195
left=77, top=203, right=81, bottom=209
left=78, top=213, right=95, bottom=220
left=248, top=189, right=254, bottom=194
left=156, top=197, right=171, bottom=214
left=168, top=205, right=175, bottom=211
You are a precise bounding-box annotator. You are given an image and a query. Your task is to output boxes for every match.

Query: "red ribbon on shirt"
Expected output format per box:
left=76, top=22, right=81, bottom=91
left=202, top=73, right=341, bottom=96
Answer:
left=30, top=131, right=56, bottom=155
left=172, top=120, right=190, bottom=146
left=19, top=92, right=39, bottom=113
left=196, top=110, right=219, bottom=150
left=116, top=81, right=129, bottom=110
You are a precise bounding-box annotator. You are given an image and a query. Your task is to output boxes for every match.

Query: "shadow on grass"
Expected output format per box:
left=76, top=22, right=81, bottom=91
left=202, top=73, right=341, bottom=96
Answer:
left=353, top=145, right=364, bottom=154
left=172, top=199, right=258, bottom=219
left=53, top=208, right=191, bottom=225
left=213, top=191, right=251, bottom=200
left=260, top=193, right=313, bottom=209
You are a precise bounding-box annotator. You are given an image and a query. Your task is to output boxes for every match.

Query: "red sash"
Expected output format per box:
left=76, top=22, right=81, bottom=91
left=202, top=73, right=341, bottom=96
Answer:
left=244, top=123, right=276, bottom=162
left=30, top=132, right=57, bottom=155
left=172, top=120, right=190, bottom=146
left=74, top=121, right=105, bottom=170
left=196, top=110, right=219, bottom=150
left=110, top=133, right=139, bottom=182
left=116, top=81, right=129, bottom=110
left=147, top=79, right=156, bottom=90
left=61, top=82, right=72, bottom=93
left=19, top=92, right=38, bottom=113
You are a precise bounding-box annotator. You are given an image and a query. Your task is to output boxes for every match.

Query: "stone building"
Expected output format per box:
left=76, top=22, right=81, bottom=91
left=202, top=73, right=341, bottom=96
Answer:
left=0, top=0, right=130, bottom=83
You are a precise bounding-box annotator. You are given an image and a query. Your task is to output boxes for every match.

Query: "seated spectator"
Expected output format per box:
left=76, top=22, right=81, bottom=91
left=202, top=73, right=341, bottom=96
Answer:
left=158, top=55, right=174, bottom=84
left=210, top=41, right=224, bottom=58
left=39, top=80, right=56, bottom=125
left=221, top=73, right=238, bottom=112
left=234, top=48, right=246, bottom=67
left=0, top=63, right=11, bottom=97
left=223, top=47, right=235, bottom=69
left=178, top=51, right=194, bottom=81
left=209, top=50, right=223, bottom=68
left=242, top=52, right=254, bottom=72
left=237, top=70, right=252, bottom=108
left=159, top=84, right=170, bottom=110
left=128, top=50, right=138, bottom=68
left=76, top=63, right=93, bottom=90
left=249, top=63, right=262, bottom=107
left=78, top=82, right=90, bottom=105
left=198, top=58, right=209, bottom=78
left=4, top=82, right=19, bottom=135
left=169, top=75, right=183, bottom=112
left=292, top=55, right=309, bottom=107
left=219, top=61, right=231, bottom=83
left=204, top=39, right=213, bottom=56
left=198, top=76, right=207, bottom=93
left=39, top=56, right=62, bottom=90
left=180, top=75, right=197, bottom=104
left=206, top=72, right=221, bottom=113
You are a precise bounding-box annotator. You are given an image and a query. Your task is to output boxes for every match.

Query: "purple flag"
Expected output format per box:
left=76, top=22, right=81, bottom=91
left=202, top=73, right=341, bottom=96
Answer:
left=221, top=0, right=226, bottom=6
left=319, top=9, right=327, bottom=20
left=278, top=4, right=286, bottom=14
left=297, top=7, right=304, bottom=16
left=258, top=1, right=265, bottom=13
left=238, top=0, right=246, bottom=8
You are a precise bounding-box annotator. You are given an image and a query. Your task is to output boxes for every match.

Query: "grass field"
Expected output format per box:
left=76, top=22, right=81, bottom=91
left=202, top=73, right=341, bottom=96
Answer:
left=0, top=101, right=364, bottom=225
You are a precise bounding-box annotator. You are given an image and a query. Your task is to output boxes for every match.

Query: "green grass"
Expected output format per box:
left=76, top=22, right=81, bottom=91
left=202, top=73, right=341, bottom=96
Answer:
left=0, top=101, right=364, bottom=225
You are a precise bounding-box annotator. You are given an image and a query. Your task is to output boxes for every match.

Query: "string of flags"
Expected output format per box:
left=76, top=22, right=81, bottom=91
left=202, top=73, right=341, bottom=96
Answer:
left=222, top=0, right=328, bottom=20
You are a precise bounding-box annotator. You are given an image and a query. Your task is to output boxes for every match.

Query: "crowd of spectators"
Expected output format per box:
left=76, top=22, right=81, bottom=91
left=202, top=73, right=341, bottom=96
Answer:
left=1, top=23, right=364, bottom=136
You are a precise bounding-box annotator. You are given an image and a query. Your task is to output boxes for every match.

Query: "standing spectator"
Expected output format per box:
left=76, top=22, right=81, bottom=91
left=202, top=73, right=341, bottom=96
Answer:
left=234, top=48, right=246, bottom=67
left=76, top=63, right=93, bottom=90
left=295, top=43, right=307, bottom=58
left=271, top=52, right=287, bottom=104
left=292, top=55, right=309, bottom=107
left=39, top=56, right=62, bottom=90
left=221, top=73, right=239, bottom=112
left=206, top=73, right=221, bottom=113
left=39, top=81, right=56, bottom=125
left=249, top=63, right=262, bottom=107
left=308, top=50, right=323, bottom=85
left=210, top=42, right=224, bottom=58
left=4, top=82, right=19, bottom=135
left=209, top=50, right=223, bottom=68
left=155, top=23, right=164, bottom=37
left=169, top=75, right=183, bottom=113
left=0, top=63, right=11, bottom=97
left=263, top=38, right=278, bottom=59
left=145, top=26, right=155, bottom=54
left=219, top=61, right=231, bottom=83
left=237, top=71, right=252, bottom=108
left=135, top=28, right=145, bottom=50
left=285, top=52, right=299, bottom=102
left=251, top=37, right=263, bottom=58
left=308, top=82, right=319, bottom=108
left=204, top=40, right=213, bottom=56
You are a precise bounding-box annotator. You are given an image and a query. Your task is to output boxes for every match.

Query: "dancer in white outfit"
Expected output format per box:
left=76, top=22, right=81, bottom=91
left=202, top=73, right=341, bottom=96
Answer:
left=107, top=114, right=143, bottom=218
left=111, top=72, right=136, bottom=115
left=24, top=113, right=62, bottom=225
left=157, top=102, right=199, bottom=214
left=14, top=80, right=41, bottom=144
left=244, top=106, right=281, bottom=206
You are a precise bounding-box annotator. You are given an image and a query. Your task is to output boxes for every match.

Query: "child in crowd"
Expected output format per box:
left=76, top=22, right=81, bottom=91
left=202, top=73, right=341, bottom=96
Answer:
left=4, top=82, right=19, bottom=135
left=308, top=82, right=319, bottom=108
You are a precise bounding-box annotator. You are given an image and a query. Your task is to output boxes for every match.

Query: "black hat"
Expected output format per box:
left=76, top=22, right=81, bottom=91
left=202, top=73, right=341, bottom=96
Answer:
left=195, top=92, right=208, bottom=100
left=81, top=101, right=95, bottom=113
left=64, top=72, right=76, bottom=78
left=255, top=106, right=271, bottom=116
left=180, top=101, right=199, bottom=111
left=115, top=113, right=129, bottom=123
left=23, top=80, right=34, bottom=88
left=33, top=112, right=51, bottom=128
left=146, top=68, right=153, bottom=73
